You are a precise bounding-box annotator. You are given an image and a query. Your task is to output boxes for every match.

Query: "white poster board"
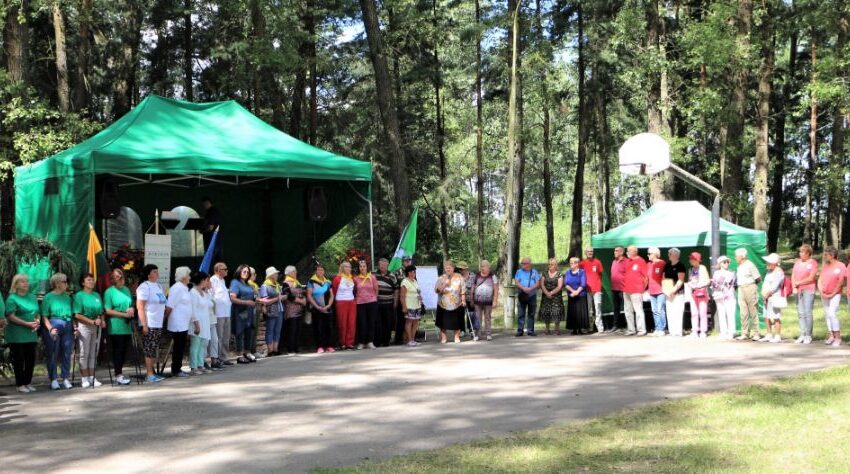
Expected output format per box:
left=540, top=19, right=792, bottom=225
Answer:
left=144, top=234, right=172, bottom=292
left=416, top=266, right=440, bottom=310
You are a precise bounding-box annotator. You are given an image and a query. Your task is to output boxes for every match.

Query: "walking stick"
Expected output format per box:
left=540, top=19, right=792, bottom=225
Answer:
left=70, top=330, right=79, bottom=386
left=88, top=325, right=100, bottom=389
left=103, top=326, right=114, bottom=387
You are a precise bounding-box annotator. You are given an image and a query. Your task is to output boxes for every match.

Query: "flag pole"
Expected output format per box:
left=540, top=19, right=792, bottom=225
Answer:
left=368, top=185, right=375, bottom=271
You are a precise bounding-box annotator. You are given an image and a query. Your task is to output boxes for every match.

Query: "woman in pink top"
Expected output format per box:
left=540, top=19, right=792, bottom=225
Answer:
left=817, top=246, right=845, bottom=347
left=792, top=244, right=818, bottom=344
left=354, top=259, right=379, bottom=350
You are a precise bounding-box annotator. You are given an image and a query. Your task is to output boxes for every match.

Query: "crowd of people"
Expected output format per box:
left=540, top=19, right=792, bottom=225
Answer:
left=0, top=243, right=842, bottom=394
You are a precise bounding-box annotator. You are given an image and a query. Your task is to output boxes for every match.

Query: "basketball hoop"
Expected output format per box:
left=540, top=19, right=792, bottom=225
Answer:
left=618, top=133, right=671, bottom=176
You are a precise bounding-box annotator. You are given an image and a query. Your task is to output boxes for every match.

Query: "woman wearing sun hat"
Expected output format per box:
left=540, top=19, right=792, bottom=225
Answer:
left=258, top=266, right=284, bottom=356
left=686, top=252, right=710, bottom=338
left=760, top=253, right=786, bottom=343
left=711, top=256, right=737, bottom=340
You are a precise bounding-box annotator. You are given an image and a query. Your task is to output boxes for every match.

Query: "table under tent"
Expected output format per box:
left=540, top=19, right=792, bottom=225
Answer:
left=590, top=200, right=768, bottom=331
left=15, top=95, right=373, bottom=277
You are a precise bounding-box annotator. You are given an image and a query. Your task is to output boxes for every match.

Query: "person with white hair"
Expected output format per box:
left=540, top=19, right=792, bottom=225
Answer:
left=472, top=260, right=499, bottom=341
left=711, top=256, right=737, bottom=339
left=166, top=266, right=193, bottom=377
left=622, top=246, right=648, bottom=336
left=735, top=247, right=762, bottom=341
left=282, top=265, right=308, bottom=354
left=646, top=247, right=667, bottom=336
left=663, top=248, right=687, bottom=336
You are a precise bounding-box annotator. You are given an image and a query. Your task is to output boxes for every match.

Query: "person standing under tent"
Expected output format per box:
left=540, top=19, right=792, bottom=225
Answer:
left=759, top=253, right=786, bottom=343
left=201, top=197, right=223, bottom=262
left=622, top=246, right=648, bottom=336
left=711, top=256, right=737, bottom=340
left=686, top=253, right=711, bottom=339
left=306, top=264, right=335, bottom=353
left=188, top=272, right=213, bottom=375
left=136, top=264, right=167, bottom=383
left=375, top=258, right=399, bottom=347
left=791, top=244, right=817, bottom=344
left=818, top=246, right=845, bottom=347
left=166, top=266, right=193, bottom=377
left=333, top=261, right=357, bottom=350
left=565, top=257, right=590, bottom=335
left=259, top=267, right=284, bottom=356
left=734, top=248, right=762, bottom=341
left=646, top=247, right=667, bottom=336
left=74, top=273, right=106, bottom=388
left=210, top=262, right=231, bottom=367
left=392, top=256, right=413, bottom=345
left=663, top=248, right=687, bottom=337
left=247, top=267, right=262, bottom=360
left=538, top=258, right=565, bottom=335
left=457, top=261, right=480, bottom=340
left=103, top=268, right=135, bottom=386
left=400, top=265, right=423, bottom=347
left=41, top=273, right=75, bottom=389
left=514, top=257, right=541, bottom=337
left=3, top=275, right=39, bottom=393
left=609, top=246, right=628, bottom=333
left=230, top=265, right=258, bottom=362
left=472, top=260, right=499, bottom=341
left=580, top=247, right=604, bottom=333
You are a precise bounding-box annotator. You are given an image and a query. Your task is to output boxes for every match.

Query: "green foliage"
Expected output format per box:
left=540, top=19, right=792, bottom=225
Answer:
left=0, top=235, right=78, bottom=292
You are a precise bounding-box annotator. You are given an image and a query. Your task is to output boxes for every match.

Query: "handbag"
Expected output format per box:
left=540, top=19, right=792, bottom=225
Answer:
left=770, top=294, right=788, bottom=309
left=692, top=287, right=708, bottom=299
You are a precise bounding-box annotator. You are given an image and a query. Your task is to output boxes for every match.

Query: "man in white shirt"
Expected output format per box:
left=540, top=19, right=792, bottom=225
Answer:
left=210, top=262, right=233, bottom=366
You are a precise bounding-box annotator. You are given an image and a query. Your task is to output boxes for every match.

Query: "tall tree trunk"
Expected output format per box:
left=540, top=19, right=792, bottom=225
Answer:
left=535, top=0, right=555, bottom=259
left=721, top=0, right=752, bottom=222
left=52, top=0, right=70, bottom=112
left=290, top=72, right=305, bottom=138
left=360, top=0, right=412, bottom=233
left=500, top=0, right=524, bottom=280
left=1, top=0, right=30, bottom=240
left=249, top=0, right=285, bottom=129
left=828, top=12, right=848, bottom=246
left=752, top=4, right=773, bottom=231
left=74, top=0, right=92, bottom=112
left=595, top=72, right=612, bottom=233
left=646, top=0, right=672, bottom=202
left=433, top=0, right=449, bottom=262
left=475, top=0, right=485, bottom=262
left=804, top=29, right=817, bottom=244
left=569, top=2, right=588, bottom=257
left=768, top=31, right=796, bottom=252
left=307, top=0, right=317, bottom=145
left=183, top=0, right=193, bottom=101
left=149, top=0, right=172, bottom=96
left=113, top=2, right=142, bottom=118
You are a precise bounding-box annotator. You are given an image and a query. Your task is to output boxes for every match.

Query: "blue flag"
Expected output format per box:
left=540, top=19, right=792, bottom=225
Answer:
left=199, top=227, right=219, bottom=273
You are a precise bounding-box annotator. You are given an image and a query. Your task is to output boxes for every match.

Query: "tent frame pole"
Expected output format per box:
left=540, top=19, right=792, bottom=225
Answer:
left=368, top=189, right=375, bottom=271
left=667, top=163, right=721, bottom=268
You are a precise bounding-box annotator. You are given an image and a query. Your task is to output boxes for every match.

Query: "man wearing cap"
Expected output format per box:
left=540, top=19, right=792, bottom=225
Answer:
left=514, top=257, right=541, bottom=337
left=375, top=258, right=399, bottom=347
left=392, top=256, right=413, bottom=344
left=457, top=261, right=479, bottom=340
left=622, top=246, right=648, bottom=336
left=609, top=246, right=628, bottom=332
left=734, top=248, right=762, bottom=341
left=580, top=247, right=605, bottom=333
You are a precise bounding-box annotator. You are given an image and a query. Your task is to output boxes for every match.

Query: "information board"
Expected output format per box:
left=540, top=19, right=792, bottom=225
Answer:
left=416, top=266, right=440, bottom=310
left=144, top=234, right=172, bottom=292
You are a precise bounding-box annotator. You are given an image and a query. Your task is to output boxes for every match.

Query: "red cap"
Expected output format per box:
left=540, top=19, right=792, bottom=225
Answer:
left=689, top=252, right=702, bottom=263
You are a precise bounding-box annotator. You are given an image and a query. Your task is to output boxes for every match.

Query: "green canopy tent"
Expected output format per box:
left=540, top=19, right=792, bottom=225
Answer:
left=591, top=201, right=767, bottom=327
left=15, top=95, right=373, bottom=272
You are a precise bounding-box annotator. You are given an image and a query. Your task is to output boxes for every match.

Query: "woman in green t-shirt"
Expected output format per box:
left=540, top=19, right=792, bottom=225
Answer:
left=104, top=268, right=135, bottom=386
left=4, top=274, right=40, bottom=393
left=74, top=273, right=106, bottom=388
left=40, top=273, right=75, bottom=390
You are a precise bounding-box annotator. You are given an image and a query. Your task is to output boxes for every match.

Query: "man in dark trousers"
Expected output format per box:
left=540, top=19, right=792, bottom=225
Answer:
left=201, top=197, right=223, bottom=262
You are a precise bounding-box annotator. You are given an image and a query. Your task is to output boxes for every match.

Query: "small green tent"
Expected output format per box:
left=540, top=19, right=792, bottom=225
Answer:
left=15, top=95, right=372, bottom=270
left=591, top=201, right=768, bottom=317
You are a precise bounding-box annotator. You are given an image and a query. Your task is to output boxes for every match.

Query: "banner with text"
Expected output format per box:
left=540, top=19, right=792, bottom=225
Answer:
left=144, top=234, right=172, bottom=292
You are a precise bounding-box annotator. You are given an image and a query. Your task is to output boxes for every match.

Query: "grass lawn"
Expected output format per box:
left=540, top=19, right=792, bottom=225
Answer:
left=316, top=364, right=850, bottom=473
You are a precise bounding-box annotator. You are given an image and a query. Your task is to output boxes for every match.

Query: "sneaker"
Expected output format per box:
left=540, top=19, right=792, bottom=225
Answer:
left=831, top=339, right=842, bottom=347
left=624, top=331, right=636, bottom=336
left=486, top=335, right=492, bottom=341
left=794, top=336, right=805, bottom=344
left=116, top=375, right=131, bottom=385
left=51, top=380, right=61, bottom=391
left=245, top=353, right=257, bottom=362
left=236, top=357, right=250, bottom=364
left=515, top=331, right=524, bottom=337
left=803, top=336, right=812, bottom=344
left=473, top=336, right=480, bottom=341
left=325, top=347, right=336, bottom=353
left=91, top=378, right=102, bottom=387
left=17, top=386, right=30, bottom=393
left=527, top=332, right=537, bottom=337
left=145, top=375, right=164, bottom=383
left=699, top=333, right=708, bottom=339
left=825, top=336, right=835, bottom=345
left=759, top=335, right=773, bottom=342
left=734, top=335, right=748, bottom=341
left=636, top=332, right=647, bottom=336
left=367, top=343, right=377, bottom=349
left=222, top=360, right=235, bottom=366
left=771, top=334, right=781, bottom=343
left=356, top=344, right=365, bottom=350
left=26, top=385, right=36, bottom=392
left=407, top=341, right=417, bottom=347
left=317, top=347, right=325, bottom=354
left=81, top=378, right=91, bottom=389
left=751, top=335, right=761, bottom=342
left=62, top=379, right=73, bottom=389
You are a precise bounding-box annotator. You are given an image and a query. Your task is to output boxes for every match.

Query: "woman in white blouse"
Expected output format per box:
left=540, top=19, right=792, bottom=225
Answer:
left=189, top=272, right=214, bottom=375
left=166, top=266, right=193, bottom=378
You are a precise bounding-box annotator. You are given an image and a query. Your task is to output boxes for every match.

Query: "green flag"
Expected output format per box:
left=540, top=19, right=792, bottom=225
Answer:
left=388, top=207, right=419, bottom=272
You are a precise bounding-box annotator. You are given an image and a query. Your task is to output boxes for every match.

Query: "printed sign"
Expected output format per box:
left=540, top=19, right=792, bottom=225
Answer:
left=144, top=234, right=172, bottom=292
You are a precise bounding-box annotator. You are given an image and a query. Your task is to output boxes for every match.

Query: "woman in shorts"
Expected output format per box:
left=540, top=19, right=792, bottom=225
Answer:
left=400, top=265, right=423, bottom=347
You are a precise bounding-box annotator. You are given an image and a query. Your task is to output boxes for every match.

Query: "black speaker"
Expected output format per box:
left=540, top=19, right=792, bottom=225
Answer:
left=307, top=186, right=328, bottom=222
left=98, top=179, right=121, bottom=219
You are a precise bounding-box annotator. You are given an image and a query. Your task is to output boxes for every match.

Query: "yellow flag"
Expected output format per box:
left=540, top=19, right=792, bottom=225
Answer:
left=87, top=224, right=103, bottom=276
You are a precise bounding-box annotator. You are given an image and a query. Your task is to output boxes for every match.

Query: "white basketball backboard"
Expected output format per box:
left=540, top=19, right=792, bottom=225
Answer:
left=618, top=133, right=671, bottom=175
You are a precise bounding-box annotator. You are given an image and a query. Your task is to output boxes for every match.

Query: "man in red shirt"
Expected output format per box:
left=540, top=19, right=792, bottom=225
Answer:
left=622, top=245, right=648, bottom=335
left=609, top=246, right=628, bottom=333
left=581, top=247, right=605, bottom=333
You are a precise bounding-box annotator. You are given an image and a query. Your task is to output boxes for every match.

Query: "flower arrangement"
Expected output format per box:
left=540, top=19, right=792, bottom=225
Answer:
left=109, top=244, right=144, bottom=285
left=340, top=248, right=369, bottom=267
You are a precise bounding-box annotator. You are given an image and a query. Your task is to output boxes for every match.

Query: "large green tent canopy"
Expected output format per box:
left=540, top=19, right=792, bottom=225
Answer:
left=15, top=95, right=372, bottom=270
left=591, top=201, right=767, bottom=314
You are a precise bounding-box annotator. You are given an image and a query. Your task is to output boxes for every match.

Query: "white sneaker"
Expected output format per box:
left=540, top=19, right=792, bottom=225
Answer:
left=699, top=333, right=707, bottom=339
left=486, top=335, right=492, bottom=341
left=771, top=334, right=781, bottom=343
left=81, top=378, right=91, bottom=389
left=687, top=333, right=699, bottom=338
left=51, top=379, right=61, bottom=390
left=366, top=343, right=377, bottom=350
left=26, top=385, right=36, bottom=392
left=473, top=336, right=480, bottom=341
left=831, top=339, right=842, bottom=347
left=803, top=336, right=812, bottom=344
left=759, top=335, right=772, bottom=342
left=62, top=379, right=73, bottom=389
left=624, top=331, right=636, bottom=336
left=17, top=386, right=30, bottom=393
left=794, top=336, right=805, bottom=344
left=356, top=344, right=364, bottom=350
left=92, top=378, right=102, bottom=387
left=116, top=375, right=131, bottom=385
